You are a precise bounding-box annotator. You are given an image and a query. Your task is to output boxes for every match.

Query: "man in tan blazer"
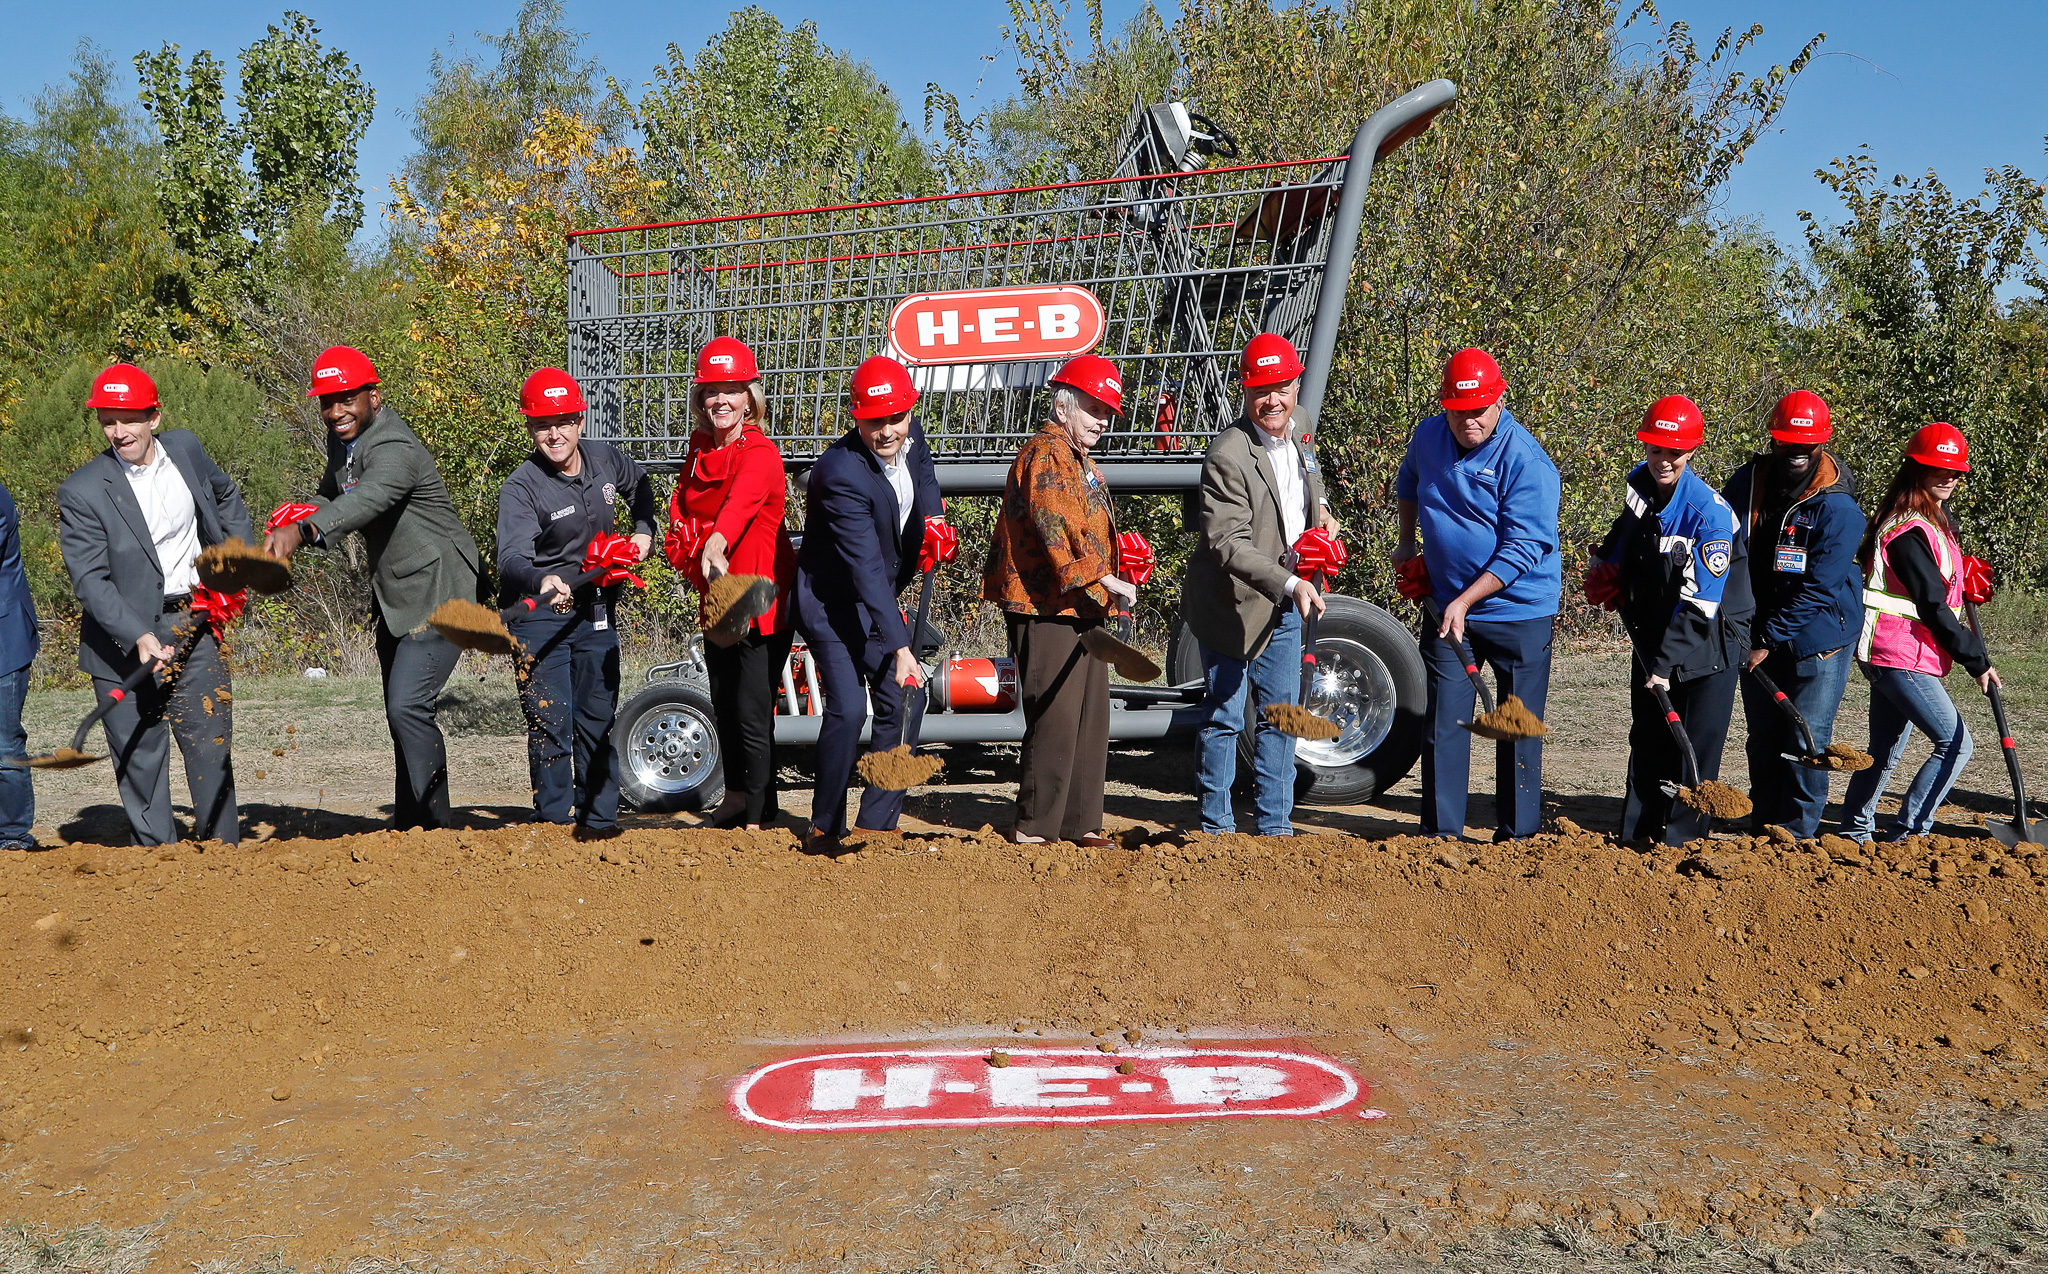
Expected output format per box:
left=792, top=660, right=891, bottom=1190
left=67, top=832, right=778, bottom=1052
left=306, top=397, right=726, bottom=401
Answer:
left=1181, top=334, right=1340, bottom=835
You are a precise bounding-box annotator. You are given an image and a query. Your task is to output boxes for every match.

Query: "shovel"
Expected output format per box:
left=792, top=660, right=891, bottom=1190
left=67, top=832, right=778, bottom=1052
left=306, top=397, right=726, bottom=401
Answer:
left=863, top=566, right=941, bottom=793
left=1263, top=571, right=1342, bottom=741
left=1964, top=598, right=2041, bottom=848
left=432, top=564, right=647, bottom=656
left=1644, top=675, right=1751, bottom=825
left=1419, top=598, right=1546, bottom=742
left=1079, top=612, right=1162, bottom=683
left=1744, top=663, right=1871, bottom=771
left=3, top=619, right=207, bottom=769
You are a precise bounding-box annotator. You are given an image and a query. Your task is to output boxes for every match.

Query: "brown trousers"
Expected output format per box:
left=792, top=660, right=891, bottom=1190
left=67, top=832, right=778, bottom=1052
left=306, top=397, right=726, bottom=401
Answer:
left=1008, top=614, right=1109, bottom=841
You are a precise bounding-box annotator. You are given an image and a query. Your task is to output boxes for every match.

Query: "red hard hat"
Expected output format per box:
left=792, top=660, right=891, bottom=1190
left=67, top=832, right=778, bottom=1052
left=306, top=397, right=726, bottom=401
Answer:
left=520, top=367, right=586, bottom=417
left=1905, top=421, right=1971, bottom=472
left=1439, top=348, right=1505, bottom=410
left=696, top=336, right=759, bottom=383
left=848, top=355, right=919, bottom=420
left=1240, top=333, right=1304, bottom=388
left=1049, top=354, right=1125, bottom=415
left=1636, top=395, right=1706, bottom=450
left=86, top=363, right=158, bottom=411
left=307, top=346, right=379, bottom=398
left=1770, top=390, right=1831, bottom=444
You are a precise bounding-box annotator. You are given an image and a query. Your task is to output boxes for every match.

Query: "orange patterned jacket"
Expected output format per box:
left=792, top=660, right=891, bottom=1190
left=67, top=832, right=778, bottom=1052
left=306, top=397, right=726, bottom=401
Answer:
left=982, top=423, right=1117, bottom=618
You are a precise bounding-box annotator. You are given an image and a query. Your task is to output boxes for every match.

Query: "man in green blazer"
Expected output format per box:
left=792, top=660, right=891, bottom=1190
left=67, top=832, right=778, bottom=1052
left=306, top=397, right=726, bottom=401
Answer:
left=265, top=345, right=484, bottom=829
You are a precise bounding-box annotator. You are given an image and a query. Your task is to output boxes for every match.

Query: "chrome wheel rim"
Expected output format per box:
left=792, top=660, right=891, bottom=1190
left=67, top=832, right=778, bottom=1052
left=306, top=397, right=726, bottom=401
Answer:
left=1294, top=636, right=1397, bottom=769
left=625, top=702, right=716, bottom=797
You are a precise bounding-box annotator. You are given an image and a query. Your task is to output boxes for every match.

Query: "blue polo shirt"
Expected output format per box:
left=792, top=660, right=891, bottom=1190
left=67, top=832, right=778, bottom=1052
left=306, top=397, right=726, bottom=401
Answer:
left=1395, top=407, right=1562, bottom=622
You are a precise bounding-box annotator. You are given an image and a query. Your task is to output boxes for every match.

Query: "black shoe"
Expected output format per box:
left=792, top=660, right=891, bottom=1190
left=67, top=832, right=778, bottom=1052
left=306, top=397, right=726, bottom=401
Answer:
left=572, top=824, right=622, bottom=842
left=703, top=793, right=751, bottom=830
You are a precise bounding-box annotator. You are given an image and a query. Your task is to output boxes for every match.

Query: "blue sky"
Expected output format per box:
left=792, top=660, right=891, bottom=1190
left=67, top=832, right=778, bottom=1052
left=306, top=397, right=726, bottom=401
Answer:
left=3, top=0, right=2043, bottom=255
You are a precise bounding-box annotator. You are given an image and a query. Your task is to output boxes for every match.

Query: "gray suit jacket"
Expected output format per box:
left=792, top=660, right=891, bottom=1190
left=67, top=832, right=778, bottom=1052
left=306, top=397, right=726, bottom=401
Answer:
left=1180, top=416, right=1328, bottom=661
left=302, top=405, right=483, bottom=636
left=57, top=429, right=255, bottom=679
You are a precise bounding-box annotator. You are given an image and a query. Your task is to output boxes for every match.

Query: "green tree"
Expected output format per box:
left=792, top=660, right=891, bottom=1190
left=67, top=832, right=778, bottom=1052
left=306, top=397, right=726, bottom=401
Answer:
left=621, top=6, right=938, bottom=219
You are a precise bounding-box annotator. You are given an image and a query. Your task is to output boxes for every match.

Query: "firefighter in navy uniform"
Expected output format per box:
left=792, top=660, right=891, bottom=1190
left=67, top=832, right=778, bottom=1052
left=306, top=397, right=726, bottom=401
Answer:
left=1721, top=391, right=1864, bottom=836
left=496, top=368, right=657, bottom=838
left=1585, top=395, right=1754, bottom=846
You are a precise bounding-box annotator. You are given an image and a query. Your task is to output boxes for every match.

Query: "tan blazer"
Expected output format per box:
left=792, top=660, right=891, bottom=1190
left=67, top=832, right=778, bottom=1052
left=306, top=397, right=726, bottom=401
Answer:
left=1181, top=416, right=1327, bottom=660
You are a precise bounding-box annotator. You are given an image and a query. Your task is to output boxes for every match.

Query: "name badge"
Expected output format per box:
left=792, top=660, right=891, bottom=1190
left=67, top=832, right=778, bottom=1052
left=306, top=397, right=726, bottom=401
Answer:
left=592, top=601, right=610, bottom=631
left=1774, top=545, right=1808, bottom=574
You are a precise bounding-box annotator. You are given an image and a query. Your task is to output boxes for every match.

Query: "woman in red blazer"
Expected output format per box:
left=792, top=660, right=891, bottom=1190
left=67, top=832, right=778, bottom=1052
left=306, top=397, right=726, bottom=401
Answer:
left=665, top=337, right=798, bottom=829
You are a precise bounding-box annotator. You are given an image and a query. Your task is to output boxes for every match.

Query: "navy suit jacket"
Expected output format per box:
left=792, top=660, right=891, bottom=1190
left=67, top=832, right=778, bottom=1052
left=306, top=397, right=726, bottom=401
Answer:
left=56, top=430, right=254, bottom=679
left=794, top=422, right=942, bottom=659
left=0, top=480, right=38, bottom=677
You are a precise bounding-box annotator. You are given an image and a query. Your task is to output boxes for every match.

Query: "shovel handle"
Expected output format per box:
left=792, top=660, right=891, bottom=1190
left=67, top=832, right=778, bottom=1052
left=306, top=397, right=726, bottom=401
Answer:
left=1298, top=570, right=1325, bottom=703
left=503, top=564, right=612, bottom=620
left=1649, top=681, right=1703, bottom=792
left=1744, top=662, right=1821, bottom=758
left=72, top=617, right=209, bottom=753
left=1421, top=596, right=1493, bottom=716
left=1965, top=599, right=2036, bottom=836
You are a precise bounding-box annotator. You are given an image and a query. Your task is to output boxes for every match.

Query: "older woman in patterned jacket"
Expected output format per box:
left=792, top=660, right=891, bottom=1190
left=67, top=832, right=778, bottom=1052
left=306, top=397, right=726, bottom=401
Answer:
left=981, top=356, right=1138, bottom=846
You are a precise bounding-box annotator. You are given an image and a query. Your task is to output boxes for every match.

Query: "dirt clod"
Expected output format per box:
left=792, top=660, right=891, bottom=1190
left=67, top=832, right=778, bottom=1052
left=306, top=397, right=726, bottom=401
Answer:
left=1676, top=779, right=1753, bottom=820
left=194, top=538, right=291, bottom=595
left=1262, top=702, right=1340, bottom=740
left=428, top=599, right=520, bottom=657
left=1466, top=694, right=1549, bottom=741
left=988, top=1051, right=1010, bottom=1068
left=1817, top=741, right=1876, bottom=772
left=855, top=746, right=943, bottom=791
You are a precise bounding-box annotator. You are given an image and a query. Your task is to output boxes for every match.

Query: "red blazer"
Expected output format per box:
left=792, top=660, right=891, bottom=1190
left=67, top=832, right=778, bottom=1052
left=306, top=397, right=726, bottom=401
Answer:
left=666, top=425, right=796, bottom=635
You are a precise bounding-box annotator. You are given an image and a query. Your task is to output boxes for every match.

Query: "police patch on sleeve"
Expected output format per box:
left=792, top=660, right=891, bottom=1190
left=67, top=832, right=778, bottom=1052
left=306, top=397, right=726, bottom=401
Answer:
left=1702, top=539, right=1731, bottom=577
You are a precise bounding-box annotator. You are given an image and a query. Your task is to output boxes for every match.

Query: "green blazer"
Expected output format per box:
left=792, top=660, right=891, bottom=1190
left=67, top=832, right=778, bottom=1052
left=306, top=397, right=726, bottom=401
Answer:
left=302, top=406, right=483, bottom=636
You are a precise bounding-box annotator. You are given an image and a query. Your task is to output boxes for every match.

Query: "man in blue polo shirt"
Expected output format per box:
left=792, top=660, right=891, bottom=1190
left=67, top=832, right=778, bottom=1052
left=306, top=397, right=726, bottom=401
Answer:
left=1393, top=348, right=1562, bottom=841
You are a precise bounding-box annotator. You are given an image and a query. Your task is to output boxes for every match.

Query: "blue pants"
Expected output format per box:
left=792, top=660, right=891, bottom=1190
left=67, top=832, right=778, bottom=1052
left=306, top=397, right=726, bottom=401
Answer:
left=1839, top=664, right=1973, bottom=841
left=1419, top=615, right=1552, bottom=840
left=512, top=608, right=621, bottom=830
left=804, top=614, right=921, bottom=836
left=1622, top=666, right=1736, bottom=846
left=1197, top=607, right=1302, bottom=835
left=0, top=664, right=31, bottom=846
left=1740, top=645, right=1853, bottom=837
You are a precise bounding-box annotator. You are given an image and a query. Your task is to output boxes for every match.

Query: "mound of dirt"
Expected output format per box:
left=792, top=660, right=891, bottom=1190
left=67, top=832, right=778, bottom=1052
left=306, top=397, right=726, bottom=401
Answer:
left=427, top=599, right=519, bottom=657
left=855, top=744, right=944, bottom=790
left=194, top=538, right=291, bottom=595
left=1818, top=741, right=1877, bottom=772
left=6, top=820, right=2048, bottom=1267
left=1467, top=693, right=1548, bottom=741
left=1678, top=778, right=1754, bottom=819
left=1263, top=701, right=1341, bottom=740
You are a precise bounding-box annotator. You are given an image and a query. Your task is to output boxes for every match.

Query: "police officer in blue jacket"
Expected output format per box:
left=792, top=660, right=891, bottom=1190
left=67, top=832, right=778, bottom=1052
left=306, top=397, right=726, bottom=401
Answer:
left=1720, top=391, right=1863, bottom=836
left=1393, top=348, right=1562, bottom=841
left=1587, top=396, right=1754, bottom=846
left=794, top=355, right=942, bottom=846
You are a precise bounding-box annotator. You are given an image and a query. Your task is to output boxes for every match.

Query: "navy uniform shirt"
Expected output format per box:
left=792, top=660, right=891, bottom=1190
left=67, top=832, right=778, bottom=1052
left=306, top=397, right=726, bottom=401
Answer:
left=496, top=440, right=657, bottom=605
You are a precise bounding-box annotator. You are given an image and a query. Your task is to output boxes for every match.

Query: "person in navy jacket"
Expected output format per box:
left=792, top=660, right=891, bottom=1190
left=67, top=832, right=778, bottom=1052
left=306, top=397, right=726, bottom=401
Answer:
left=1393, top=348, right=1562, bottom=841
left=1720, top=391, right=1863, bottom=837
left=0, top=477, right=39, bottom=850
left=794, top=355, right=942, bottom=845
left=1587, top=395, right=1754, bottom=846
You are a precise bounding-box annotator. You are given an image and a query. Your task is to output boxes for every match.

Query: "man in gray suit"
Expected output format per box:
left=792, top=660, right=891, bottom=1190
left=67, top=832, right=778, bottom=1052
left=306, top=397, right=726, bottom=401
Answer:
left=265, top=346, right=483, bottom=830
left=1180, top=335, right=1340, bottom=836
left=57, top=363, right=251, bottom=845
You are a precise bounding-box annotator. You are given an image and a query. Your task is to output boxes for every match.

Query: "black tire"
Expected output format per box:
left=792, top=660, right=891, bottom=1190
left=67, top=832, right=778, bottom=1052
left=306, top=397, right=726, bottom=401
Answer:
left=615, top=678, right=726, bottom=813
left=1166, top=595, right=1426, bottom=805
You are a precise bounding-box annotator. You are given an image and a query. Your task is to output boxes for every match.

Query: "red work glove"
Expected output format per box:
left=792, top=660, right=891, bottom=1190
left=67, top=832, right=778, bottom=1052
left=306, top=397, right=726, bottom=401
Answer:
left=189, top=586, right=247, bottom=640
left=266, top=502, right=320, bottom=531
left=1963, top=555, right=1994, bottom=605
left=919, top=516, right=959, bottom=573
left=1115, top=531, right=1156, bottom=586
left=1394, top=556, right=1431, bottom=601
left=1292, top=528, right=1347, bottom=582
left=1583, top=559, right=1623, bottom=612
left=583, top=532, right=647, bottom=589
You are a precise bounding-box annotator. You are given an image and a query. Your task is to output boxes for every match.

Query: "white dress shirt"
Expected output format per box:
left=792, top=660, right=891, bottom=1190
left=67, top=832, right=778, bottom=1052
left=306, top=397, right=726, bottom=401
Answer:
left=881, top=454, right=914, bottom=533
left=1260, top=427, right=1309, bottom=551
left=124, top=439, right=201, bottom=596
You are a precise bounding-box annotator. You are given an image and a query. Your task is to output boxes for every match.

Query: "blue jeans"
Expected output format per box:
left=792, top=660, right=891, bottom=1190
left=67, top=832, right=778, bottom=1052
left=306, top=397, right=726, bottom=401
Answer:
left=1197, top=607, right=1301, bottom=835
left=511, top=608, right=622, bottom=830
left=1420, top=615, right=1553, bottom=840
left=1740, top=645, right=1854, bottom=837
left=0, top=664, right=29, bottom=845
left=1839, top=663, right=1973, bottom=840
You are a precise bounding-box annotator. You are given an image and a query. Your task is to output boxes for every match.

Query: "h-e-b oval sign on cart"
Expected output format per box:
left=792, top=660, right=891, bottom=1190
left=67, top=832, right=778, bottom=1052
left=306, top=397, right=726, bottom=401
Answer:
left=887, top=286, right=1105, bottom=367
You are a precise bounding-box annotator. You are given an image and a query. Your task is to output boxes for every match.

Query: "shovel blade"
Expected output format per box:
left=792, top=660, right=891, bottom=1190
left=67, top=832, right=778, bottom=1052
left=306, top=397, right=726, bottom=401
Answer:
left=1989, top=818, right=2044, bottom=849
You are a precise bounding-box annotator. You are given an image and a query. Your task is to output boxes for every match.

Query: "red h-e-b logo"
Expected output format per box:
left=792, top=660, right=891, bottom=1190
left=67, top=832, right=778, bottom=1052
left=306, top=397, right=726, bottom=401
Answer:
left=888, top=286, right=1105, bottom=366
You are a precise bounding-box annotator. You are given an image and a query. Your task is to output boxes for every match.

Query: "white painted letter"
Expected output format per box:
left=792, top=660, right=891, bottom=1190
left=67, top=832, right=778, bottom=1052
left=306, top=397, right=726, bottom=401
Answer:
left=917, top=309, right=960, bottom=347
left=1038, top=303, right=1081, bottom=339
left=987, top=1065, right=1114, bottom=1107
left=1161, top=1065, right=1291, bottom=1105
left=978, top=307, right=1021, bottom=343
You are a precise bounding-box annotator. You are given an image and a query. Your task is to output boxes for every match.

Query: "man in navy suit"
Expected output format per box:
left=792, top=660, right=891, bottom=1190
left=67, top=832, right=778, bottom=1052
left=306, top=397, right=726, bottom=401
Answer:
left=56, top=364, right=254, bottom=845
left=793, top=355, right=942, bottom=844
left=0, top=476, right=38, bottom=850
